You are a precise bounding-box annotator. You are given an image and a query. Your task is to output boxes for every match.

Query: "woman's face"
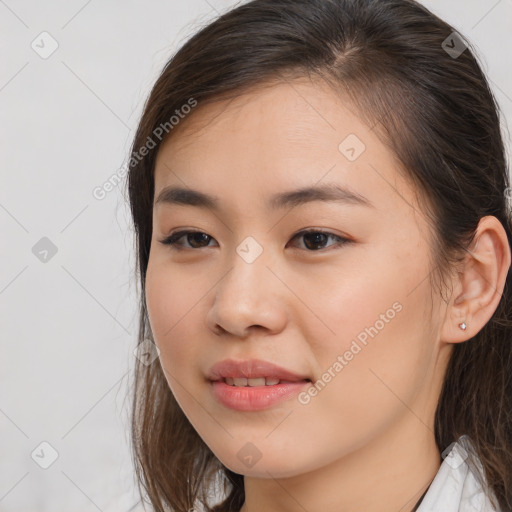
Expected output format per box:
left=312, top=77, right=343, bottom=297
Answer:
left=145, top=78, right=451, bottom=477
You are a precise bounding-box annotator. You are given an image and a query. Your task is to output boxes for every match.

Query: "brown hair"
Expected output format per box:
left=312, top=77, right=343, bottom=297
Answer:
left=125, top=0, right=512, bottom=510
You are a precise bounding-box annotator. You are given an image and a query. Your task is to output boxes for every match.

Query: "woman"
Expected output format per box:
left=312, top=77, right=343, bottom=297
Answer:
left=126, top=0, right=512, bottom=510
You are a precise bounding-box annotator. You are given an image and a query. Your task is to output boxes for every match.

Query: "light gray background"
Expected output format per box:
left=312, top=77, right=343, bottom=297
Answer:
left=1, top=1, right=511, bottom=511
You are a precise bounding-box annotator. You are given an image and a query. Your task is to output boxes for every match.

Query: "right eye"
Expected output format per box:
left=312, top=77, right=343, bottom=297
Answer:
left=158, top=230, right=217, bottom=250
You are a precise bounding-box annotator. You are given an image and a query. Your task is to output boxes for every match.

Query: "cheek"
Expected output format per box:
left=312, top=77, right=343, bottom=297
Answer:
left=145, top=262, right=210, bottom=425
left=145, top=260, right=202, bottom=370
left=302, top=247, right=433, bottom=430
left=294, top=246, right=415, bottom=354
left=315, top=229, right=430, bottom=352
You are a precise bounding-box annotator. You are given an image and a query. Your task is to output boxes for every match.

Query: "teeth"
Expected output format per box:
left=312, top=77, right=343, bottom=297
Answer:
left=224, top=377, right=283, bottom=386
left=247, top=377, right=266, bottom=387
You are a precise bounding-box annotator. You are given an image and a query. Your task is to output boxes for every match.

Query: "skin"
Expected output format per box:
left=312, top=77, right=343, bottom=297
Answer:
left=144, top=77, right=511, bottom=512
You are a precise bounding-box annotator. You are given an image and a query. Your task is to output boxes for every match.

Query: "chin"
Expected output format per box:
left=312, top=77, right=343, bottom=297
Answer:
left=215, top=450, right=308, bottom=479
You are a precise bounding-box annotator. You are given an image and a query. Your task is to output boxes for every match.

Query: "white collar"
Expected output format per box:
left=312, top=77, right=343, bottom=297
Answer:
left=417, top=435, right=500, bottom=512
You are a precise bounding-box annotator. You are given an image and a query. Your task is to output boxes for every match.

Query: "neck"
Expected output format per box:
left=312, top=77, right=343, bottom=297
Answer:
left=239, top=416, right=441, bottom=512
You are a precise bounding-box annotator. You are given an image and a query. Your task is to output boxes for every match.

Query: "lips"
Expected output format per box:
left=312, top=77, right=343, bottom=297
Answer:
left=207, top=358, right=311, bottom=383
left=207, top=358, right=312, bottom=411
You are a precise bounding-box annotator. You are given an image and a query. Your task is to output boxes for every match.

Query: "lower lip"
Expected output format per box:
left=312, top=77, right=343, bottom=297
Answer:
left=210, top=380, right=310, bottom=411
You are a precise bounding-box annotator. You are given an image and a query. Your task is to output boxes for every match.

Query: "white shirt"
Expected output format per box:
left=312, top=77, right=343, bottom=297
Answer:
left=417, top=435, right=501, bottom=512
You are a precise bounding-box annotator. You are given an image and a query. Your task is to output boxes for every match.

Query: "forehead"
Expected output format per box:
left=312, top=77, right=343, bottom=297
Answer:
left=153, top=78, right=419, bottom=220
left=157, top=78, right=360, bottom=161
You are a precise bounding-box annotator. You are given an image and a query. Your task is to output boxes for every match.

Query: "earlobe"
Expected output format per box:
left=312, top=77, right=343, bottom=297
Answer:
left=441, top=216, right=511, bottom=344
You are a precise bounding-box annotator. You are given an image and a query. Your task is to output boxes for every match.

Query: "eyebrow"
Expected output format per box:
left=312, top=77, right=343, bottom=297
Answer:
left=154, top=183, right=374, bottom=211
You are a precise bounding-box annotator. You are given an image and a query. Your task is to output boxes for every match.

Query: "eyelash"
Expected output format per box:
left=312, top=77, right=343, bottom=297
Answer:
left=158, top=229, right=351, bottom=252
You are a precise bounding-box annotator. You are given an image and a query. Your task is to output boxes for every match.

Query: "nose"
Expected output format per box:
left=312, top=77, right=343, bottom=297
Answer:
left=205, top=244, right=288, bottom=339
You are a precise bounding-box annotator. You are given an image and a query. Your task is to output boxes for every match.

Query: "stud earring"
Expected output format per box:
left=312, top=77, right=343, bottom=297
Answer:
left=459, top=321, right=467, bottom=331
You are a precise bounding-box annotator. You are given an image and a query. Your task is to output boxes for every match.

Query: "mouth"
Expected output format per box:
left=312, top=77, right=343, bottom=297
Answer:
left=209, top=378, right=312, bottom=411
left=207, top=357, right=312, bottom=383
left=206, top=358, right=312, bottom=411
left=219, top=377, right=311, bottom=387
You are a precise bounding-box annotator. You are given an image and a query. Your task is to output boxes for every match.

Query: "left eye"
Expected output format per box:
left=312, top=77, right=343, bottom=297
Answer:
left=288, top=229, right=350, bottom=251
left=158, top=229, right=350, bottom=252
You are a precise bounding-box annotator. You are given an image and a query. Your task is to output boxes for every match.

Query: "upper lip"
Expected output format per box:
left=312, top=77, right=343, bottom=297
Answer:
left=207, top=358, right=310, bottom=382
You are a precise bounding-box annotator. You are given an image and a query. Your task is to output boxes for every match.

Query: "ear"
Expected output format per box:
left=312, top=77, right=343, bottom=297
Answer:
left=441, top=216, right=511, bottom=343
